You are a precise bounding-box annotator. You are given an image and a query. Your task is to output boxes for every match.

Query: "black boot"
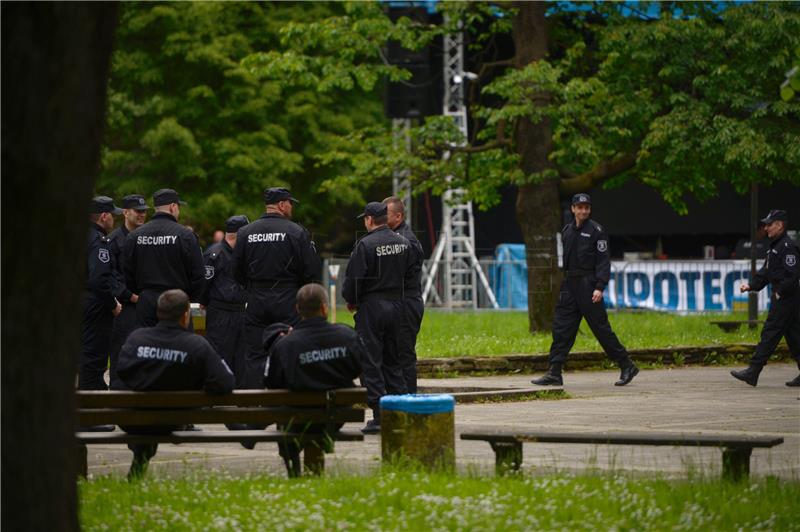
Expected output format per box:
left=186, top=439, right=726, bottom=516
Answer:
left=730, top=366, right=761, bottom=387
left=615, top=363, right=639, bottom=386
left=532, top=365, right=563, bottom=386
left=786, top=374, right=800, bottom=387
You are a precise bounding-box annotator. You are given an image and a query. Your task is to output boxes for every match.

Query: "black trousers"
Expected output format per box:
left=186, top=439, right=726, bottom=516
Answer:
left=548, top=276, right=631, bottom=368
left=135, top=289, right=162, bottom=328
left=355, top=298, right=406, bottom=413
left=79, top=294, right=113, bottom=390
left=398, top=296, right=424, bottom=394
left=750, top=292, right=800, bottom=368
left=109, top=302, right=137, bottom=390
left=243, top=286, right=298, bottom=382
left=206, top=305, right=248, bottom=388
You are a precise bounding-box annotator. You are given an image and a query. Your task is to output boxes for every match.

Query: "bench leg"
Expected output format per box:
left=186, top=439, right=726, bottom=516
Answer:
left=490, top=441, right=522, bottom=476
left=77, top=444, right=88, bottom=478
left=722, top=447, right=751, bottom=481
left=303, top=443, right=325, bottom=476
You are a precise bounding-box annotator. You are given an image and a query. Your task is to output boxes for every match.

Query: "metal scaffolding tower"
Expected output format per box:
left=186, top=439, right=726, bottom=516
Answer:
left=422, top=26, right=498, bottom=309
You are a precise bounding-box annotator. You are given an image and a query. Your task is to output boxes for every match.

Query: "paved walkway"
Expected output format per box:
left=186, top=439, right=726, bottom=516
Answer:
left=86, top=363, right=800, bottom=480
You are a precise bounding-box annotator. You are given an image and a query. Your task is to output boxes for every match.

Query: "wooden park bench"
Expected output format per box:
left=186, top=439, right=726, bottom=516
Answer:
left=710, top=320, right=764, bottom=332
left=76, top=388, right=366, bottom=478
left=461, top=430, right=784, bottom=481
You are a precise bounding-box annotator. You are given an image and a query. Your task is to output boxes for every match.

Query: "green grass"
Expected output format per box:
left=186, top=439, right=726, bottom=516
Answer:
left=336, top=309, right=765, bottom=358
left=80, top=470, right=799, bottom=531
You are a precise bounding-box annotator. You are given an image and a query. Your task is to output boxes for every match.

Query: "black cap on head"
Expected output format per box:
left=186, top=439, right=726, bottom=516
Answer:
left=760, top=209, right=788, bottom=224
left=153, top=188, right=187, bottom=207
left=571, top=193, right=591, bottom=206
left=356, top=201, right=388, bottom=219
left=121, top=194, right=149, bottom=211
left=264, top=187, right=298, bottom=205
left=90, top=196, right=122, bottom=215
left=225, top=215, right=250, bottom=233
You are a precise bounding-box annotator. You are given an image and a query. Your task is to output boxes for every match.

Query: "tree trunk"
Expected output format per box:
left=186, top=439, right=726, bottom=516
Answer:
left=513, top=2, right=563, bottom=332
left=1, top=3, right=118, bottom=530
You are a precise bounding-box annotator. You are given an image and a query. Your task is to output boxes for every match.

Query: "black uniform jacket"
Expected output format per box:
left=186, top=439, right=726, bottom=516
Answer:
left=394, top=221, right=424, bottom=298
left=232, top=213, right=321, bottom=287
left=122, top=212, right=205, bottom=298
left=108, top=225, right=133, bottom=303
left=750, top=231, right=800, bottom=297
left=342, top=226, right=413, bottom=304
left=115, top=320, right=234, bottom=393
left=561, top=218, right=611, bottom=291
left=200, top=240, right=247, bottom=306
left=264, top=317, right=363, bottom=391
left=86, top=223, right=117, bottom=311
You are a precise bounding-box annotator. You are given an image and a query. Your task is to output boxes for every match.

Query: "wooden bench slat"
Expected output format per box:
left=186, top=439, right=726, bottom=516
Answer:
left=79, top=407, right=364, bottom=426
left=76, top=429, right=365, bottom=445
left=460, top=431, right=784, bottom=448
left=77, top=388, right=367, bottom=408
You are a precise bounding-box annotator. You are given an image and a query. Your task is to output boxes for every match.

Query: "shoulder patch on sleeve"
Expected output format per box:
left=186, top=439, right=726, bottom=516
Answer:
left=786, top=254, right=797, bottom=267
left=597, top=240, right=608, bottom=252
left=98, top=248, right=110, bottom=263
left=204, top=265, right=215, bottom=279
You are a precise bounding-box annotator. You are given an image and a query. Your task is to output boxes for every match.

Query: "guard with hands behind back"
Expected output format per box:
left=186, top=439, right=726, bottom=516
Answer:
left=343, top=201, right=413, bottom=434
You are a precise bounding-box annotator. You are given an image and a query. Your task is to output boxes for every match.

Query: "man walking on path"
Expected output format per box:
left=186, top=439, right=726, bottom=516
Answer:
left=731, top=209, right=800, bottom=387
left=532, top=193, right=639, bottom=387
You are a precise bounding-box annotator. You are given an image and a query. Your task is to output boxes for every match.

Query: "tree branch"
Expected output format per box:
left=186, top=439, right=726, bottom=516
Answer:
left=450, top=138, right=512, bottom=153
left=557, top=150, right=639, bottom=195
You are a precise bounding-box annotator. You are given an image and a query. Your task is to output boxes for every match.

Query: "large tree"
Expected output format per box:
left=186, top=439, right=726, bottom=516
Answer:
left=2, top=3, right=118, bottom=530
left=246, top=1, right=800, bottom=330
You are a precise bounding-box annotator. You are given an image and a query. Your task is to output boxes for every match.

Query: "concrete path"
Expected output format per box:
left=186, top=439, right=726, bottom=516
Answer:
left=86, top=363, right=800, bottom=480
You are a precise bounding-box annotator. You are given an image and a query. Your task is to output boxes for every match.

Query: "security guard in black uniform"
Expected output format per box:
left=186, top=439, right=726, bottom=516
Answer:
left=122, top=188, right=205, bottom=329
left=383, top=195, right=424, bottom=393
left=108, top=194, right=149, bottom=389
left=232, top=187, right=321, bottom=385
left=343, top=201, right=413, bottom=434
left=731, top=209, right=800, bottom=387
left=532, top=193, right=639, bottom=387
left=81, top=196, right=123, bottom=392
left=114, top=289, right=234, bottom=478
left=200, top=214, right=250, bottom=387
left=264, top=283, right=364, bottom=475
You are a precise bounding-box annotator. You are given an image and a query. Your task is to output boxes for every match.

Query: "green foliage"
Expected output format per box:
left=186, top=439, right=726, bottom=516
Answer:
left=262, top=2, right=800, bottom=213
left=80, top=471, right=799, bottom=530
left=98, top=2, right=385, bottom=244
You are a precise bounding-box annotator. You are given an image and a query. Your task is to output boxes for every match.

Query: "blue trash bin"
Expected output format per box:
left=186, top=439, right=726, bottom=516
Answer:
left=380, top=394, right=455, bottom=470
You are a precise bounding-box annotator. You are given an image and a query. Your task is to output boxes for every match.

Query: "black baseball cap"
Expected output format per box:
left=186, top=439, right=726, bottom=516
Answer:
left=225, top=215, right=250, bottom=233
left=760, top=209, right=788, bottom=224
left=90, top=196, right=122, bottom=215
left=153, top=188, right=187, bottom=207
left=121, top=194, right=149, bottom=211
left=356, top=201, right=388, bottom=219
left=264, top=187, right=298, bottom=204
left=571, top=193, right=591, bottom=205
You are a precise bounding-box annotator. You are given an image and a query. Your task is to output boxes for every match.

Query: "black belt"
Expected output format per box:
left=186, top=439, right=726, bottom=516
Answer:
left=363, top=290, right=403, bottom=301
left=565, top=269, right=594, bottom=277
left=249, top=280, right=298, bottom=289
left=208, top=299, right=246, bottom=312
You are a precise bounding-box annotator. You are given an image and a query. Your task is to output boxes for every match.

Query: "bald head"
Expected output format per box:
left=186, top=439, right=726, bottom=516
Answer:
left=296, top=283, right=329, bottom=319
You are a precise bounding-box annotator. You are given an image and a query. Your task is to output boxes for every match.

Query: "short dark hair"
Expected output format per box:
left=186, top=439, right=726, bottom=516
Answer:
left=382, top=196, right=405, bottom=214
left=296, top=283, right=328, bottom=318
left=370, top=214, right=388, bottom=225
left=157, top=289, right=190, bottom=321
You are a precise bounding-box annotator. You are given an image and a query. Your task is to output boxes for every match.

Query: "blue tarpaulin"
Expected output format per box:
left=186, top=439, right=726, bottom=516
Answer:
left=490, top=243, right=528, bottom=309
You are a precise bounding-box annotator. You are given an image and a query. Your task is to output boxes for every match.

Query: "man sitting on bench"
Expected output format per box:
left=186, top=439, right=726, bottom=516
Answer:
left=114, top=288, right=234, bottom=479
left=264, top=283, right=363, bottom=475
